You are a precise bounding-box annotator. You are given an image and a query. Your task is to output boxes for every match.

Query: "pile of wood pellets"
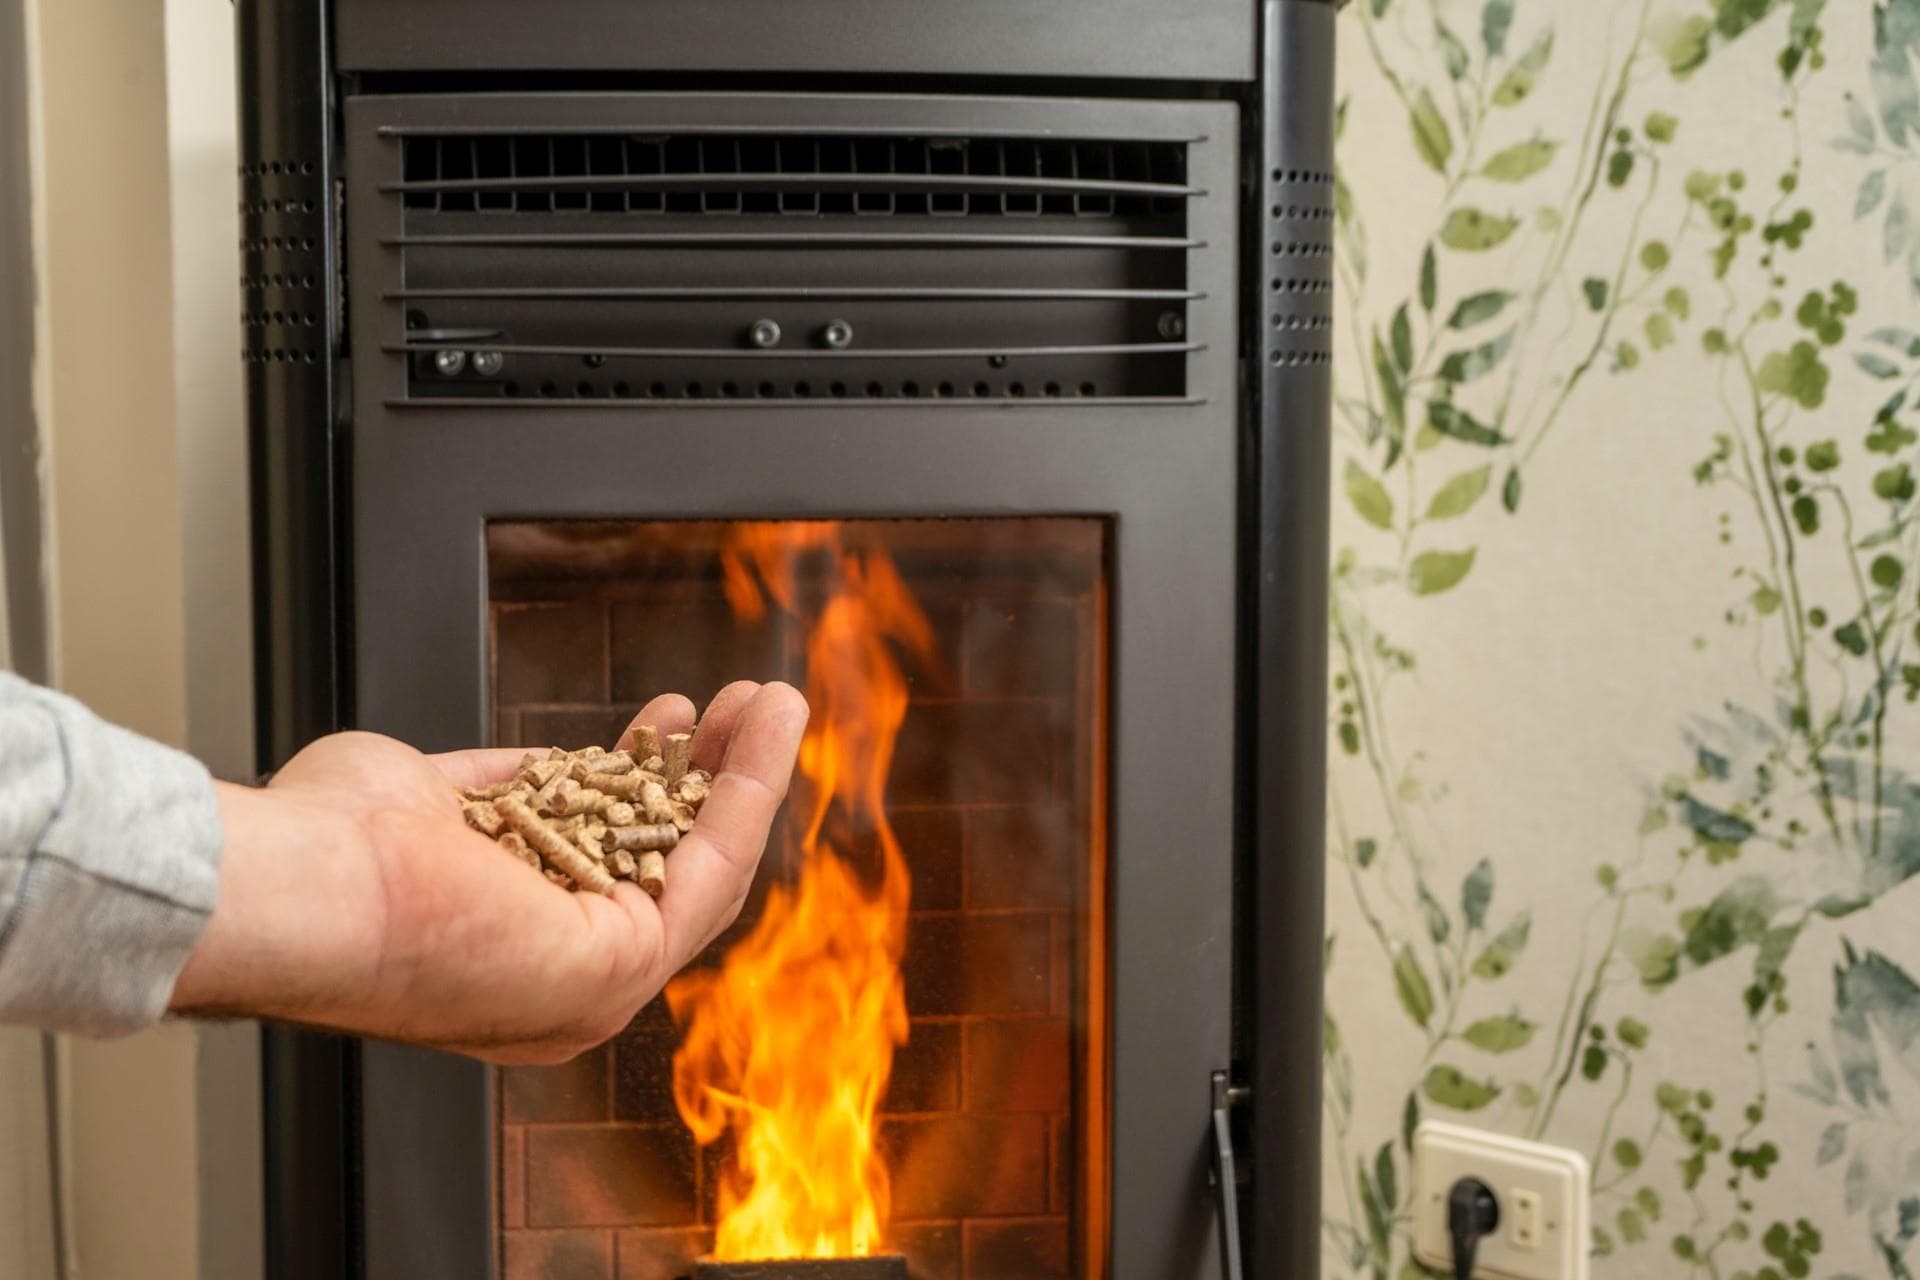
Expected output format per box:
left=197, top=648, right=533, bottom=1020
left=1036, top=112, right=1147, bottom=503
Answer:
left=456, top=726, right=709, bottom=898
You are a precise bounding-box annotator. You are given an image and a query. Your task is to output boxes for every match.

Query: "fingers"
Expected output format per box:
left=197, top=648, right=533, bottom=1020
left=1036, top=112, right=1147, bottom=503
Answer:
left=688, top=680, right=765, bottom=772
left=656, top=682, right=809, bottom=972
left=616, top=693, right=696, bottom=754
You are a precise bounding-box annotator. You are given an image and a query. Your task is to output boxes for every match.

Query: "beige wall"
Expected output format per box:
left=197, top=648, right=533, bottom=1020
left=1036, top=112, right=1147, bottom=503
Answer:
left=12, top=0, right=260, bottom=1275
left=35, top=0, right=187, bottom=741
left=0, top=1031, right=57, bottom=1279
left=1, top=1, right=51, bottom=1268
left=160, top=1, right=264, bottom=1265
left=166, top=0, right=253, bottom=784
left=31, top=0, right=197, bottom=1271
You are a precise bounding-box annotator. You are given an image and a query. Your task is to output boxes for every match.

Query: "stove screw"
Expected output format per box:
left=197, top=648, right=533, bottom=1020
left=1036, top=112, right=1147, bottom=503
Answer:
left=988, top=354, right=1009, bottom=369
left=747, top=318, right=782, bottom=349
left=432, top=348, right=468, bottom=377
left=820, top=319, right=855, bottom=350
left=1157, top=311, right=1187, bottom=340
left=471, top=350, right=505, bottom=378
left=583, top=352, right=606, bottom=368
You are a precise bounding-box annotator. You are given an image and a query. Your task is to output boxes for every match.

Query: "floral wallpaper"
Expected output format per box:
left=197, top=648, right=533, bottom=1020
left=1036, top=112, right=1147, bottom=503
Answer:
left=1324, top=0, right=1920, bottom=1275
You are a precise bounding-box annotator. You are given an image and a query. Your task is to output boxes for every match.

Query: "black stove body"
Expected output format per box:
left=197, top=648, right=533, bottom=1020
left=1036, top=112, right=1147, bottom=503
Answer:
left=236, top=2, right=1335, bottom=1276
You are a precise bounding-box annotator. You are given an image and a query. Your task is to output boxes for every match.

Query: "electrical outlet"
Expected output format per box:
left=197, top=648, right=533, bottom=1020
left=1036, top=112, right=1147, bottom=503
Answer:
left=1411, top=1122, right=1590, bottom=1280
left=1510, top=1189, right=1542, bottom=1249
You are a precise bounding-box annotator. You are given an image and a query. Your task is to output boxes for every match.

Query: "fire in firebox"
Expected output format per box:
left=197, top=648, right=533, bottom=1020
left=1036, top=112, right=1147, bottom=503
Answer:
left=691, top=1255, right=910, bottom=1280
left=668, top=523, right=933, bottom=1261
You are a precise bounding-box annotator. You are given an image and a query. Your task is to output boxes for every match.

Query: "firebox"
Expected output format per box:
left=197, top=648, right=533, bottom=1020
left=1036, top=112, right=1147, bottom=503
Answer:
left=236, top=3, right=1334, bottom=1279
left=487, top=518, right=1108, bottom=1280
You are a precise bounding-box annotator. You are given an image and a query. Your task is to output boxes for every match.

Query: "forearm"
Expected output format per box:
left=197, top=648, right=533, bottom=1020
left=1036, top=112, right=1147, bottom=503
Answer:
left=167, top=782, right=384, bottom=1024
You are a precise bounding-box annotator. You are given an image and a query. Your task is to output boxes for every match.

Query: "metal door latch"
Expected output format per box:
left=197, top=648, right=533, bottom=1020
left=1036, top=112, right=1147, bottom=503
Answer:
left=1211, top=1070, right=1249, bottom=1280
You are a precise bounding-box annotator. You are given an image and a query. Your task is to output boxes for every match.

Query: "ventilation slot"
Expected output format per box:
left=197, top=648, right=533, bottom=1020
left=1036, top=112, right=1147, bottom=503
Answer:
left=240, top=156, right=329, bottom=367
left=380, top=130, right=1200, bottom=405
left=485, top=377, right=1106, bottom=401
left=1265, top=165, right=1334, bottom=370
left=395, top=134, right=1192, bottom=219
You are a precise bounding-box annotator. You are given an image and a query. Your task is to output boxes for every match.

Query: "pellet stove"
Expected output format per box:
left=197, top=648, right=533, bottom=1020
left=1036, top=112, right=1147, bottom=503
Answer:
left=235, top=3, right=1335, bottom=1278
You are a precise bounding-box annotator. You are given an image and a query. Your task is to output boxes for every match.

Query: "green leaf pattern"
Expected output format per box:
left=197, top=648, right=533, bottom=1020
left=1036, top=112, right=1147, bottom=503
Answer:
left=1327, top=2, right=1920, bottom=1274
left=1483, top=138, right=1560, bottom=182
left=1440, top=207, right=1522, bottom=251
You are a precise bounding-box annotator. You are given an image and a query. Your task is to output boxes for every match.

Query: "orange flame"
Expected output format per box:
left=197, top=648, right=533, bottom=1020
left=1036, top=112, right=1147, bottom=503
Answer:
left=667, top=522, right=934, bottom=1261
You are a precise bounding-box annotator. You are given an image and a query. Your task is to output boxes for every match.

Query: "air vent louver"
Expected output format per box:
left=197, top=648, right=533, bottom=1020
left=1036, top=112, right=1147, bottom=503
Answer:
left=379, top=130, right=1201, bottom=405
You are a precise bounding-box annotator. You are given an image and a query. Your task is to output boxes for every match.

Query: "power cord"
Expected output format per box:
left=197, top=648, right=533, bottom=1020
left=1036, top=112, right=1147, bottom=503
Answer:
left=1447, top=1177, right=1499, bottom=1280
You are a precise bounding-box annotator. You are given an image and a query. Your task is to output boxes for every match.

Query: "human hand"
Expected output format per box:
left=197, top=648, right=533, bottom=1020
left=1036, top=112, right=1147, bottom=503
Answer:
left=169, top=680, right=808, bottom=1064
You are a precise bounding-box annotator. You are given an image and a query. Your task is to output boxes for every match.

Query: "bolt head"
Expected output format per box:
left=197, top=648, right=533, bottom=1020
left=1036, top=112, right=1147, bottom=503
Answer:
left=470, top=350, right=505, bottom=377
left=748, top=318, right=782, bottom=349
left=1157, top=311, right=1187, bottom=340
left=821, top=320, right=854, bottom=349
left=432, top=348, right=467, bottom=376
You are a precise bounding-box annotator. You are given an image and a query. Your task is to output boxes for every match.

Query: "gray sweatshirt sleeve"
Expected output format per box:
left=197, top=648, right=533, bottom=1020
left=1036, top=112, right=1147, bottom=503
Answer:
left=0, top=672, right=223, bottom=1036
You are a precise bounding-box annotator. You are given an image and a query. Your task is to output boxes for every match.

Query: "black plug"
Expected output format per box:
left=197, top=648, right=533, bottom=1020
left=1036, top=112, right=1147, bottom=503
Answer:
left=1447, top=1177, right=1499, bottom=1280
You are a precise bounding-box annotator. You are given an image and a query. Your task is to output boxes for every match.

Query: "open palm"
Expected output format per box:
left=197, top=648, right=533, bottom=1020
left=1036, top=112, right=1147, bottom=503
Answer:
left=170, top=681, right=808, bottom=1064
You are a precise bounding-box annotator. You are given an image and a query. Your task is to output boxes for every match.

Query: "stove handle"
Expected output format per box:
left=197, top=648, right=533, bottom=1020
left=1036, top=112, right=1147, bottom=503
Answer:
left=1210, top=1070, right=1247, bottom=1280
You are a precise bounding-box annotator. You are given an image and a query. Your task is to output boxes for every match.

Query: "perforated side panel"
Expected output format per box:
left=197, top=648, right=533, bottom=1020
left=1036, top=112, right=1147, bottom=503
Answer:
left=240, top=155, right=331, bottom=365
left=1265, top=167, right=1334, bottom=369
left=1247, top=4, right=1336, bottom=1279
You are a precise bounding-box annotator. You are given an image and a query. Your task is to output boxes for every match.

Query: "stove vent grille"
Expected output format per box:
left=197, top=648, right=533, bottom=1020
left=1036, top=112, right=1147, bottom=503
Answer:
left=396, top=133, right=1191, bottom=219
left=377, top=129, right=1201, bottom=405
